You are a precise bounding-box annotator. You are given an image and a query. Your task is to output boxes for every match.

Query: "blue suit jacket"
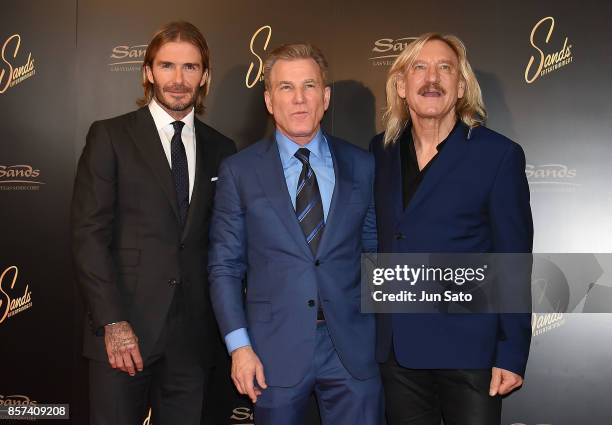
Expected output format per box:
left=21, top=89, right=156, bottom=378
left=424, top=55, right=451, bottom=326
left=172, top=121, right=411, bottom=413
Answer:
left=209, top=134, right=378, bottom=387
left=370, top=122, right=533, bottom=377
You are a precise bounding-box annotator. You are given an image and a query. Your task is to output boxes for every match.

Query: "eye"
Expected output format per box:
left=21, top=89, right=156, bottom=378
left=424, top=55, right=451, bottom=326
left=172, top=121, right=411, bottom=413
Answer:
left=160, top=63, right=171, bottom=69
left=413, top=63, right=426, bottom=71
left=439, top=63, right=452, bottom=71
left=280, top=84, right=292, bottom=91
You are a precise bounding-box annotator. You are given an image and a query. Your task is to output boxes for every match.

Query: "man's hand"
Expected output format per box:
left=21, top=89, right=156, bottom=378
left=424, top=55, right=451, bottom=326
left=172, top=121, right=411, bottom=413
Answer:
left=231, top=346, right=268, bottom=403
left=489, top=367, right=523, bottom=396
left=104, top=321, right=143, bottom=376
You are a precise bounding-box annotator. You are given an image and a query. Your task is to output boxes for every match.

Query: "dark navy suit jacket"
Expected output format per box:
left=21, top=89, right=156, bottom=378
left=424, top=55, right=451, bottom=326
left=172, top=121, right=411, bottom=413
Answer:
left=370, top=122, right=533, bottom=376
left=209, top=134, right=378, bottom=387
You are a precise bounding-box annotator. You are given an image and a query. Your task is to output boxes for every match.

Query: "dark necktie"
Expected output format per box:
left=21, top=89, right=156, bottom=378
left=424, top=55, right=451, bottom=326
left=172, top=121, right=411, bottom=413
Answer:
left=295, top=148, right=326, bottom=321
left=294, top=148, right=325, bottom=254
left=171, top=121, right=189, bottom=225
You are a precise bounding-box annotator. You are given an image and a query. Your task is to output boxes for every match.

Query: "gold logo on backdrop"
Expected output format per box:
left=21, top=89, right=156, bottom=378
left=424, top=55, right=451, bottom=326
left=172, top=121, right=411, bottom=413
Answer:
left=0, top=394, right=38, bottom=406
left=0, top=164, right=44, bottom=191
left=231, top=406, right=254, bottom=423
left=109, top=44, right=147, bottom=72
left=532, top=312, right=565, bottom=336
left=0, top=266, right=33, bottom=325
left=142, top=408, right=152, bottom=425
left=370, top=37, right=417, bottom=67
left=525, top=17, right=573, bottom=84
left=245, top=25, right=272, bottom=88
left=0, top=34, right=36, bottom=94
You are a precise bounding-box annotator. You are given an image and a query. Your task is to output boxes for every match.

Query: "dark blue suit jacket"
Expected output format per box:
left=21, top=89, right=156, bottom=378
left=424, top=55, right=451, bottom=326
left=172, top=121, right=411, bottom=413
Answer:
left=370, top=122, right=533, bottom=376
left=209, top=135, right=378, bottom=387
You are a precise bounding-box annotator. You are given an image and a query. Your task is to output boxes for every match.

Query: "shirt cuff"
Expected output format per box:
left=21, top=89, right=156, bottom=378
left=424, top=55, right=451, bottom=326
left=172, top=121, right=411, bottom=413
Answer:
left=225, top=328, right=251, bottom=354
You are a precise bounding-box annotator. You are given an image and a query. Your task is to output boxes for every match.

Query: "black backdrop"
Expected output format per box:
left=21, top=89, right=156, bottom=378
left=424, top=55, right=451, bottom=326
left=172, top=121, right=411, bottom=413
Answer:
left=2, top=1, right=612, bottom=424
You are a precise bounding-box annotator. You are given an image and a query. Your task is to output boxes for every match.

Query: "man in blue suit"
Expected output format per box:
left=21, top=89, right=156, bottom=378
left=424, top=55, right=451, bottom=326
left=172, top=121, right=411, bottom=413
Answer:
left=209, top=44, right=382, bottom=425
left=370, top=33, right=533, bottom=425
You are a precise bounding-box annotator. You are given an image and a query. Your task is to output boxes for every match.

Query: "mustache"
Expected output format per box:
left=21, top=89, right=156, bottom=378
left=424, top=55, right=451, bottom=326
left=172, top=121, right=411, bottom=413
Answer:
left=163, top=83, right=191, bottom=93
left=418, top=83, right=446, bottom=95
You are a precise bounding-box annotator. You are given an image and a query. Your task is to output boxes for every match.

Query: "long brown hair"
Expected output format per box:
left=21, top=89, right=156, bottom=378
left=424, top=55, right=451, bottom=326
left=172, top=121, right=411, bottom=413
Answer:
left=137, top=21, right=211, bottom=114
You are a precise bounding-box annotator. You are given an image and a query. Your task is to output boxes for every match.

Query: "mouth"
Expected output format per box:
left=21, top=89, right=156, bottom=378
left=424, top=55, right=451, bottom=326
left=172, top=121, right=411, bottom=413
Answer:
left=166, top=90, right=189, bottom=96
left=291, top=111, right=309, bottom=118
left=420, top=89, right=443, bottom=97
left=419, top=84, right=445, bottom=98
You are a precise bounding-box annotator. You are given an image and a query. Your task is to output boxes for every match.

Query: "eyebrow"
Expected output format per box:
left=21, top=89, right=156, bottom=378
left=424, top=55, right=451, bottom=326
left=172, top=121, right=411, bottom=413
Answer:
left=157, top=61, right=201, bottom=67
left=413, top=59, right=456, bottom=64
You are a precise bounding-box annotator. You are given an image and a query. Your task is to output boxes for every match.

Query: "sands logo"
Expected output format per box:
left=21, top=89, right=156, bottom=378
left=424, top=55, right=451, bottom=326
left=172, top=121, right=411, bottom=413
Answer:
left=109, top=44, right=147, bottom=72
left=370, top=37, right=417, bottom=67
left=525, top=17, right=573, bottom=84
left=0, top=394, right=37, bottom=406
left=0, top=34, right=36, bottom=95
left=532, top=312, right=565, bottom=337
left=0, top=164, right=44, bottom=191
left=245, top=25, right=272, bottom=88
left=526, top=163, right=578, bottom=192
left=142, top=408, right=151, bottom=425
left=231, top=406, right=253, bottom=424
left=511, top=423, right=553, bottom=425
left=0, top=266, right=33, bottom=325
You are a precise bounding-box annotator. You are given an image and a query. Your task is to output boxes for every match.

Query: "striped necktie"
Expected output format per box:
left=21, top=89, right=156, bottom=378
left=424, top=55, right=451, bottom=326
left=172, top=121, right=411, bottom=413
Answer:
left=294, top=148, right=324, bottom=254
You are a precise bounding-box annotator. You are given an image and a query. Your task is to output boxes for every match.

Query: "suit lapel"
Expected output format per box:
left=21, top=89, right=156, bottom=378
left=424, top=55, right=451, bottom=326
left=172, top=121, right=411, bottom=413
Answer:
left=128, top=107, right=180, bottom=222
left=387, top=137, right=405, bottom=226
left=181, top=120, right=217, bottom=241
left=403, top=124, right=468, bottom=217
left=255, top=138, right=313, bottom=258
left=316, top=136, right=352, bottom=257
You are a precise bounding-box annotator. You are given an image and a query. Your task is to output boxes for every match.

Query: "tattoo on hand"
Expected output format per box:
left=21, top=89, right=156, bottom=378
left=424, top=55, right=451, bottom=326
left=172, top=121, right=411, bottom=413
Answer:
left=105, top=321, right=138, bottom=354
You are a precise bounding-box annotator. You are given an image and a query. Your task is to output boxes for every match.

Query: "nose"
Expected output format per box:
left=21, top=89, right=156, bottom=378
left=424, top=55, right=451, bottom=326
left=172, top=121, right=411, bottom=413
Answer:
left=173, top=67, right=184, bottom=84
left=293, top=87, right=305, bottom=104
left=426, top=65, right=440, bottom=84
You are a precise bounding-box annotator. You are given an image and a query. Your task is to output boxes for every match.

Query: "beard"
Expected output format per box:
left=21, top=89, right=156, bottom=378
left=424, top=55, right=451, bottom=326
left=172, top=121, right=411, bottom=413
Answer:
left=153, top=81, right=198, bottom=112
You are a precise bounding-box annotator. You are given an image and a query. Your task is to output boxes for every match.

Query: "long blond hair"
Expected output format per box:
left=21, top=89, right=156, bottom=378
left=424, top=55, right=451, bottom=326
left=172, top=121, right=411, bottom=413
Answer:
left=382, top=33, right=486, bottom=146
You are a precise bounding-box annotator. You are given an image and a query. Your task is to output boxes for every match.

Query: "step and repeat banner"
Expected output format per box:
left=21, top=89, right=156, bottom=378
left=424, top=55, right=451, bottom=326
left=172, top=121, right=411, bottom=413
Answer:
left=2, top=0, right=611, bottom=424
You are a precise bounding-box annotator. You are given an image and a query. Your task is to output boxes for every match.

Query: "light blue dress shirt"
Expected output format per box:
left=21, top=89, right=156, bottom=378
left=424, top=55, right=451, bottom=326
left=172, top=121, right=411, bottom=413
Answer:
left=224, top=129, right=336, bottom=353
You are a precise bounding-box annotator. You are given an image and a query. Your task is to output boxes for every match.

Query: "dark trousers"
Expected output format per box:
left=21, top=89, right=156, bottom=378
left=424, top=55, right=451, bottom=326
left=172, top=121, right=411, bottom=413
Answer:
left=254, top=324, right=384, bottom=425
left=380, top=351, right=501, bottom=425
left=89, top=295, right=210, bottom=425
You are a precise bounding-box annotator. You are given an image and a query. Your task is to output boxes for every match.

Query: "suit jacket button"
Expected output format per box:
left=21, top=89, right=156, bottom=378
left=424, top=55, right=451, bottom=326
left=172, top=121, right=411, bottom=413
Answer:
left=315, top=260, right=321, bottom=266
left=308, top=299, right=315, bottom=307
left=168, top=279, right=177, bottom=287
left=394, top=232, right=405, bottom=240
left=179, top=243, right=185, bottom=250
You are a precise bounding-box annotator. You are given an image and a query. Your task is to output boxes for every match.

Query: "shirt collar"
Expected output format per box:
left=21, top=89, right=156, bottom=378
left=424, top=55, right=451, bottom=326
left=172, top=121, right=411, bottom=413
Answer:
left=148, top=98, right=194, bottom=131
left=275, top=128, right=326, bottom=166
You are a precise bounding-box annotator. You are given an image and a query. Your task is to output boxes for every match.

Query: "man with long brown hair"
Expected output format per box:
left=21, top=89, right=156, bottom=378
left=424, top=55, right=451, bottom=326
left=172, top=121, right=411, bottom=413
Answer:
left=72, top=21, right=235, bottom=425
left=371, top=33, right=532, bottom=424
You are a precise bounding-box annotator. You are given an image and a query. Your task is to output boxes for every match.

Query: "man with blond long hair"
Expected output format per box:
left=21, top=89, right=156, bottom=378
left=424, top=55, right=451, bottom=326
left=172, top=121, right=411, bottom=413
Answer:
left=72, top=21, right=235, bottom=425
left=370, top=33, right=533, bottom=424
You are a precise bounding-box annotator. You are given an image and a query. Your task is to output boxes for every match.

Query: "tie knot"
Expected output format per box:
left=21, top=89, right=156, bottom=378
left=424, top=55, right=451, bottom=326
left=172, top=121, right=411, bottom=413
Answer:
left=294, top=148, right=311, bottom=165
left=172, top=120, right=185, bottom=134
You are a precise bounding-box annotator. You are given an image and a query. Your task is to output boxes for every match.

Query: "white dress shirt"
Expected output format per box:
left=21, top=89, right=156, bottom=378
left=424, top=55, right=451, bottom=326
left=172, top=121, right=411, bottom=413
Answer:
left=148, top=99, right=196, bottom=202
